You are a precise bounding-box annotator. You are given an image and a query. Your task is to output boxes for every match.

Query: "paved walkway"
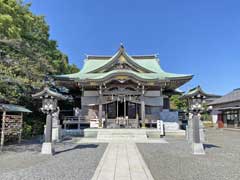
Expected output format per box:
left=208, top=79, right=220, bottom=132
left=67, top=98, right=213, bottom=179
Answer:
left=91, top=143, right=154, bottom=180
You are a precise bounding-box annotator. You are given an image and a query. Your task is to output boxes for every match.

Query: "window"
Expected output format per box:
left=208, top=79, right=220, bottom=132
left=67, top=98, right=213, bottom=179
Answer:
left=223, top=110, right=240, bottom=127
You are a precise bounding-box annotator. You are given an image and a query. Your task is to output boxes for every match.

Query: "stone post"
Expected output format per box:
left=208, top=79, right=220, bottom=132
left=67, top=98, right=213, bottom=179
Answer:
left=45, top=114, right=52, bottom=142
left=192, top=114, right=205, bottom=155
left=42, top=113, right=54, bottom=155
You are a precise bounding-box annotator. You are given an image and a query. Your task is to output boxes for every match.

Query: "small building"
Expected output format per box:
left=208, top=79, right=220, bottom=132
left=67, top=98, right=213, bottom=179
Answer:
left=209, top=88, right=240, bottom=128
left=55, top=45, right=193, bottom=130
left=0, top=103, right=32, bottom=150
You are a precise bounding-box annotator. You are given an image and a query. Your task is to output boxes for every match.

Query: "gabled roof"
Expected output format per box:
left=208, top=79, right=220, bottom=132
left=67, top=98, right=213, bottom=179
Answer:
left=87, top=45, right=154, bottom=73
left=0, top=104, right=32, bottom=113
left=182, top=86, right=221, bottom=99
left=55, top=45, right=193, bottom=88
left=209, top=88, right=240, bottom=106
left=32, top=87, right=67, bottom=100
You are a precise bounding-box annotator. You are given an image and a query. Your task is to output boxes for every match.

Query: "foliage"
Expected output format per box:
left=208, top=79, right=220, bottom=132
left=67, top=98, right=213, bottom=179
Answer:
left=170, top=95, right=188, bottom=111
left=0, top=0, right=79, bottom=136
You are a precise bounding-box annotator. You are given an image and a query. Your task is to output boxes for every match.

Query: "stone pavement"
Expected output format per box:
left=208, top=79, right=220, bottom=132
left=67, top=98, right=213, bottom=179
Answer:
left=91, top=142, right=155, bottom=180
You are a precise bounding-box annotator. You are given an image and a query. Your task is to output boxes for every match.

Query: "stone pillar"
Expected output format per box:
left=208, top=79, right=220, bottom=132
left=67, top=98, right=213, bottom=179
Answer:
left=44, top=107, right=62, bottom=142
left=52, top=107, right=62, bottom=142
left=186, top=113, right=193, bottom=143
left=42, top=113, right=54, bottom=155
left=191, top=114, right=205, bottom=155
left=45, top=114, right=53, bottom=142
left=192, top=115, right=200, bottom=143
left=187, top=113, right=205, bottom=144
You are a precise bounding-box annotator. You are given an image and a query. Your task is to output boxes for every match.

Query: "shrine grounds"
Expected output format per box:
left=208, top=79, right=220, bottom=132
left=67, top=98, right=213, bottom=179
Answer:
left=138, top=129, right=240, bottom=180
left=0, top=128, right=240, bottom=180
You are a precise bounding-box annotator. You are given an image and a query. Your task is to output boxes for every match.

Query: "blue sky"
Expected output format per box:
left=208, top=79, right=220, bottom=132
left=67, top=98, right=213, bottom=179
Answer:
left=27, top=0, right=240, bottom=95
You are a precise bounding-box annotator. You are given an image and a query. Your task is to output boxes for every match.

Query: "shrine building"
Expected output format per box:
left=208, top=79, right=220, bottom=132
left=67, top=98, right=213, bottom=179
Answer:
left=55, top=45, right=193, bottom=130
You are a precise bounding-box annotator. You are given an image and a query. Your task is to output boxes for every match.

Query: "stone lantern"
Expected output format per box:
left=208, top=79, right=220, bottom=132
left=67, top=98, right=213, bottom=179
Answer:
left=187, top=94, right=206, bottom=155
left=181, top=86, right=207, bottom=155
left=32, top=87, right=67, bottom=155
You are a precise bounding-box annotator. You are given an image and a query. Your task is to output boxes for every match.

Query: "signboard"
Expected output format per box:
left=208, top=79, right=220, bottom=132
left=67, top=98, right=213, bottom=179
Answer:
left=4, top=115, right=23, bottom=135
left=1, top=114, right=23, bottom=151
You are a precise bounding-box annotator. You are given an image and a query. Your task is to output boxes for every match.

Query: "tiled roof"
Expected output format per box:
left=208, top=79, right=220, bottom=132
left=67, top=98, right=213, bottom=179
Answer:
left=55, top=46, right=192, bottom=83
left=209, top=88, right=240, bottom=105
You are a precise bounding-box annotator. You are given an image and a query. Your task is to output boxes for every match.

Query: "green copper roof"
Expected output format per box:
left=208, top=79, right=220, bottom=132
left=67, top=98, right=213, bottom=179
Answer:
left=55, top=46, right=193, bottom=82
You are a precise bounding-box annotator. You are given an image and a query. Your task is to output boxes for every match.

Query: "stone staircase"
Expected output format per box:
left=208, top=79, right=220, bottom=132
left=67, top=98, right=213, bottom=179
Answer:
left=97, top=129, right=148, bottom=140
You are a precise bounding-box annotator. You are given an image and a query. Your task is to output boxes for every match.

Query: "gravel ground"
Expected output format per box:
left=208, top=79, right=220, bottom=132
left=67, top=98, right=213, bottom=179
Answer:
left=137, top=128, right=240, bottom=180
left=0, top=138, right=107, bottom=180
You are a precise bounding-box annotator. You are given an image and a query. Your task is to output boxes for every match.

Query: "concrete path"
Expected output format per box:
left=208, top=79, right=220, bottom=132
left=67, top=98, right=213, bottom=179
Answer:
left=91, top=143, right=154, bottom=180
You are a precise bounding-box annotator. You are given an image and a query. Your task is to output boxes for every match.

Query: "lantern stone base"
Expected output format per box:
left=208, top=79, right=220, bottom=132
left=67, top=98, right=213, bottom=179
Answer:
left=41, top=142, right=54, bottom=155
left=192, top=143, right=205, bottom=155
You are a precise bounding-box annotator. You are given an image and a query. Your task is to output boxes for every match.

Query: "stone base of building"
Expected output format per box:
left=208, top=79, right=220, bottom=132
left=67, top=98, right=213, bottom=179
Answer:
left=41, top=142, right=54, bottom=155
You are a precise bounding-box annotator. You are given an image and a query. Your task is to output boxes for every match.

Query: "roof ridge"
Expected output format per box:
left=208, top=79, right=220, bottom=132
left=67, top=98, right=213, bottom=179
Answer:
left=86, top=54, right=157, bottom=60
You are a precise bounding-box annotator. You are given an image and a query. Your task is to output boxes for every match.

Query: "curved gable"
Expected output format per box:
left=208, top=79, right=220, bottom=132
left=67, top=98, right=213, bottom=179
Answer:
left=87, top=46, right=155, bottom=74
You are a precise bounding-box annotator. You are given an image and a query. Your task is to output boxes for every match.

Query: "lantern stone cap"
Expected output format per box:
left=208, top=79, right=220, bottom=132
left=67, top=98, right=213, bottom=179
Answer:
left=32, top=86, right=67, bottom=100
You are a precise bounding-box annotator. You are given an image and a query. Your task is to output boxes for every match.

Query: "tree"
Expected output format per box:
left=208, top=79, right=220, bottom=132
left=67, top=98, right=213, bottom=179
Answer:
left=170, top=95, right=188, bottom=111
left=0, top=0, right=79, bottom=137
left=0, top=0, right=79, bottom=104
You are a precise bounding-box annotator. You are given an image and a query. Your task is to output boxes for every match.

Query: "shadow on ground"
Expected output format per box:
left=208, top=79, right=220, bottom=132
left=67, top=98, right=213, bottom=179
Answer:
left=55, top=144, right=98, bottom=155
left=204, top=143, right=221, bottom=149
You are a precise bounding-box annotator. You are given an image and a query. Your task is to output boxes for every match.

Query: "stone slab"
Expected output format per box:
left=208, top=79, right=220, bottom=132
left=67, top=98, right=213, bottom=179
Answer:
left=91, top=143, right=154, bottom=180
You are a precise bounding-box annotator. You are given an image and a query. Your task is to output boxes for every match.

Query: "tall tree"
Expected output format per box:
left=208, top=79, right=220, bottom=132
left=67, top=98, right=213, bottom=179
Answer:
left=0, top=0, right=78, bottom=104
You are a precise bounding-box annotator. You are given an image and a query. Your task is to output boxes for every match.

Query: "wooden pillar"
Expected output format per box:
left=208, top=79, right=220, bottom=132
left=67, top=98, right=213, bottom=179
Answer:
left=64, top=117, right=67, bottom=130
left=136, top=104, right=139, bottom=128
left=0, top=111, right=6, bottom=151
left=141, top=85, right=145, bottom=128
left=98, top=85, right=103, bottom=128
left=124, top=96, right=127, bottom=126
left=78, top=116, right=81, bottom=130
left=223, top=111, right=227, bottom=128
left=18, top=113, right=23, bottom=144
left=124, top=96, right=126, bottom=117
left=117, top=97, right=119, bottom=119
